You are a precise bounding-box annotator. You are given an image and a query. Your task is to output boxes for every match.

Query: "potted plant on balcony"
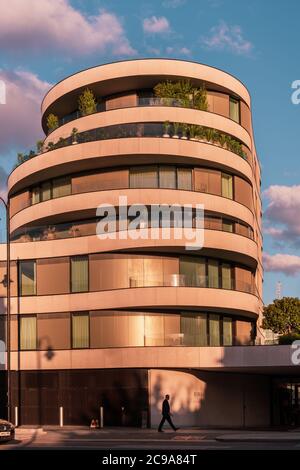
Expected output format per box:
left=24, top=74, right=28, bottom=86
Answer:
left=218, top=132, right=227, bottom=148
left=180, top=123, right=189, bottom=139
left=189, top=124, right=199, bottom=141
left=36, top=140, right=44, bottom=154
left=172, top=122, right=180, bottom=138
left=71, top=127, right=78, bottom=144
left=46, top=141, right=55, bottom=152
left=17, top=152, right=24, bottom=165
left=46, top=113, right=59, bottom=133
left=78, top=88, right=97, bottom=116
left=205, top=127, right=217, bottom=143
left=163, top=120, right=171, bottom=137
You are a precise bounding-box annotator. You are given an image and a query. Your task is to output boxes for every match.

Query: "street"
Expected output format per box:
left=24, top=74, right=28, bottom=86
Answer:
left=0, top=427, right=300, bottom=451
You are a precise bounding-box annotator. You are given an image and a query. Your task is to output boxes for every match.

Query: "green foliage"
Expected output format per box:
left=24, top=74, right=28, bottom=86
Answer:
left=173, top=122, right=180, bottom=135
left=46, top=113, right=59, bottom=132
left=163, top=120, right=170, bottom=134
left=262, top=297, right=300, bottom=335
left=78, top=88, right=97, bottom=116
left=279, top=333, right=300, bottom=345
left=17, top=152, right=24, bottom=164
left=36, top=140, right=44, bottom=153
left=154, top=79, right=208, bottom=111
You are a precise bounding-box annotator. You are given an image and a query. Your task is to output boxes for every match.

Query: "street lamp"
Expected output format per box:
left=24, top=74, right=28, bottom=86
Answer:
left=0, top=196, right=11, bottom=422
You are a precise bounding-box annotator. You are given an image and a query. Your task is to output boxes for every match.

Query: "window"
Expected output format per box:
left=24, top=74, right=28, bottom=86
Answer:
left=177, top=168, right=192, bottom=190
left=19, top=260, right=36, bottom=296
left=229, top=97, right=240, bottom=123
left=20, top=315, right=37, bottom=350
left=181, top=313, right=207, bottom=346
left=31, top=186, right=40, bottom=205
left=72, top=312, right=89, bottom=348
left=71, top=256, right=88, bottom=293
left=208, top=259, right=219, bottom=288
left=130, top=166, right=158, bottom=188
left=221, top=173, right=233, bottom=199
left=41, top=181, right=51, bottom=201
left=159, top=166, right=176, bottom=189
left=52, top=177, right=71, bottom=199
left=209, top=314, right=220, bottom=346
left=221, top=263, right=232, bottom=290
left=222, top=219, right=234, bottom=233
left=180, top=257, right=206, bottom=287
left=223, top=317, right=233, bottom=346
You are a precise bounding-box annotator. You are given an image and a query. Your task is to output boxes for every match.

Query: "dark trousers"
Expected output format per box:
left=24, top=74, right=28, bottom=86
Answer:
left=158, top=414, right=176, bottom=431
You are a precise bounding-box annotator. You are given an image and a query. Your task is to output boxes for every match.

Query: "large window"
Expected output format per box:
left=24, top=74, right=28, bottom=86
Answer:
left=208, top=259, right=219, bottom=288
left=180, top=257, right=206, bottom=287
left=209, top=314, right=221, bottom=346
left=159, top=166, right=176, bottom=189
left=130, top=166, right=158, bottom=188
left=20, top=315, right=37, bottom=350
left=229, top=97, right=240, bottom=123
left=31, top=177, right=71, bottom=204
left=19, top=260, right=36, bottom=296
left=71, top=256, right=88, bottom=293
left=177, top=168, right=192, bottom=190
left=221, top=173, right=233, bottom=199
left=223, top=317, right=233, bottom=346
left=72, top=312, right=89, bottom=348
left=181, top=313, right=207, bottom=346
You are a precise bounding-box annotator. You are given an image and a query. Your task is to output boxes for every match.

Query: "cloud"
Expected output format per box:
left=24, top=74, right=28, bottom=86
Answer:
left=0, top=0, right=136, bottom=56
left=162, top=0, right=186, bottom=7
left=165, top=46, right=191, bottom=56
left=143, top=16, right=170, bottom=34
left=263, top=253, right=300, bottom=276
left=0, top=69, right=51, bottom=161
left=0, top=167, right=8, bottom=200
left=263, top=185, right=300, bottom=247
left=202, top=21, right=253, bottom=55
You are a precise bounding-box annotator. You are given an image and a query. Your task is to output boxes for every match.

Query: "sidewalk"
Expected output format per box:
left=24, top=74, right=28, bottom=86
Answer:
left=14, top=426, right=300, bottom=443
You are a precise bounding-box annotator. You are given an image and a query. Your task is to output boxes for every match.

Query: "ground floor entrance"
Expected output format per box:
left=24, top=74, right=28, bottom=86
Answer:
left=0, top=369, right=299, bottom=427
left=272, top=378, right=300, bottom=426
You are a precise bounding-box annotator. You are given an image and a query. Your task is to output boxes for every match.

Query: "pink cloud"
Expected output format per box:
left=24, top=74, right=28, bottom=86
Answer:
left=0, top=69, right=51, bottom=159
left=143, top=16, right=170, bottom=34
left=0, top=0, right=136, bottom=56
left=263, top=185, right=300, bottom=246
left=202, top=21, right=253, bottom=55
left=263, top=253, right=300, bottom=276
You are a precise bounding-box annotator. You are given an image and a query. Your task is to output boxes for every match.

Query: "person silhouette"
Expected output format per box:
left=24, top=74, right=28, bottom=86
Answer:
left=158, top=394, right=179, bottom=432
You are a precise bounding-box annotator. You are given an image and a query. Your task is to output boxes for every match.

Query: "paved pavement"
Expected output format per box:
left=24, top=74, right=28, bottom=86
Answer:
left=0, top=427, right=299, bottom=450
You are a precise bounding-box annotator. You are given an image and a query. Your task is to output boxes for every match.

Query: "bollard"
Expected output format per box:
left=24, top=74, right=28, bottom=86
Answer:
left=100, top=406, right=104, bottom=428
left=59, top=406, right=63, bottom=427
left=14, top=406, right=18, bottom=427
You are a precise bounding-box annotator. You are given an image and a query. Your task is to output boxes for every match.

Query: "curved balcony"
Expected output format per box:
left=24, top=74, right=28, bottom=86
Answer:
left=10, top=229, right=258, bottom=269
left=41, top=59, right=251, bottom=118
left=9, top=189, right=255, bottom=233
left=43, top=108, right=252, bottom=152
left=9, top=137, right=253, bottom=195
left=12, top=286, right=259, bottom=317
left=47, top=96, right=251, bottom=137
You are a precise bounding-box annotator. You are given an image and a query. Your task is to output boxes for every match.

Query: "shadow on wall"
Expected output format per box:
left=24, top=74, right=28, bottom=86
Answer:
left=150, top=355, right=271, bottom=428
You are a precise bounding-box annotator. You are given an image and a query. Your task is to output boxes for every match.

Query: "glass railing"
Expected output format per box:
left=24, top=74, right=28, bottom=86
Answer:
left=128, top=274, right=256, bottom=295
left=11, top=215, right=254, bottom=243
left=56, top=97, right=203, bottom=128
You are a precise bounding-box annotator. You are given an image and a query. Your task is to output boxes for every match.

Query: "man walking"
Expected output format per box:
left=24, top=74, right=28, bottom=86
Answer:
left=158, top=394, right=179, bottom=432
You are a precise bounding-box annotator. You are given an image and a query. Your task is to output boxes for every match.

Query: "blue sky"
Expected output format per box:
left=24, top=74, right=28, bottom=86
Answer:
left=0, top=0, right=299, bottom=304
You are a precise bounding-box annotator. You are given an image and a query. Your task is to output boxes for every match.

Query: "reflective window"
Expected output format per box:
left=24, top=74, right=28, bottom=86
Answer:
left=20, top=315, right=37, bottom=350
left=19, top=260, right=36, bottom=296
left=71, top=256, right=88, bottom=293
left=72, top=312, right=89, bottom=348
left=230, top=97, right=240, bottom=123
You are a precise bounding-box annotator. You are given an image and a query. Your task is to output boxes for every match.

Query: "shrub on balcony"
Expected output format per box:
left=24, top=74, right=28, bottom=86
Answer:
left=46, top=113, right=59, bottom=133
left=278, top=333, right=300, bottom=345
left=78, top=88, right=97, bottom=116
left=154, top=79, right=208, bottom=111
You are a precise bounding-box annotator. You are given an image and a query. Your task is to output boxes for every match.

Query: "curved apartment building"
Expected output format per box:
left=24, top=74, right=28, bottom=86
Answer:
left=2, top=59, right=267, bottom=427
